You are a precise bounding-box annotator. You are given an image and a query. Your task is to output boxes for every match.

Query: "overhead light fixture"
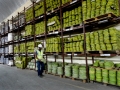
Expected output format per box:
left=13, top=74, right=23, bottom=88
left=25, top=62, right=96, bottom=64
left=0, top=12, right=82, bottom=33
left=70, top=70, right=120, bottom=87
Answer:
left=30, top=0, right=37, bottom=3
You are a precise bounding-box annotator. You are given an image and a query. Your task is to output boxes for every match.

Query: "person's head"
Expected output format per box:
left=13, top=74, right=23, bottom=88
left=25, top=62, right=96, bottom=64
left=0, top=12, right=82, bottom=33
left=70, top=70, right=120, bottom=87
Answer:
left=38, top=44, right=42, bottom=51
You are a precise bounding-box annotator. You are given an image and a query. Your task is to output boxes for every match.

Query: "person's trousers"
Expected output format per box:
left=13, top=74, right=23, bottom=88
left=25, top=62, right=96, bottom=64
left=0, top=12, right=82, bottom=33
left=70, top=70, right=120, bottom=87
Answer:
left=37, top=61, right=45, bottom=76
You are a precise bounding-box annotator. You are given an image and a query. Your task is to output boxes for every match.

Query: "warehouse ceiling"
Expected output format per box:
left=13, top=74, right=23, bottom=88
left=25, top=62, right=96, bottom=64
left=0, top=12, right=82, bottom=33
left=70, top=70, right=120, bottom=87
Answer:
left=0, top=0, right=28, bottom=22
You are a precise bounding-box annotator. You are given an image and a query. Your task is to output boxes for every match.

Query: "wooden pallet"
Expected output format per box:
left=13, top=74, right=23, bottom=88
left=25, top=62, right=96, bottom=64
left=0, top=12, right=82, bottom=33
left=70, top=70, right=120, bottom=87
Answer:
left=17, top=67, right=24, bottom=69
left=91, top=80, right=120, bottom=87
left=63, top=75, right=72, bottom=79
left=84, top=13, right=117, bottom=24
left=36, top=33, right=45, bottom=37
left=54, top=74, right=63, bottom=78
left=26, top=68, right=35, bottom=70
left=46, top=7, right=59, bottom=14
left=72, top=77, right=87, bottom=83
left=46, top=72, right=62, bottom=78
left=48, top=29, right=61, bottom=34
left=63, top=24, right=82, bottom=31
left=23, top=35, right=34, bottom=39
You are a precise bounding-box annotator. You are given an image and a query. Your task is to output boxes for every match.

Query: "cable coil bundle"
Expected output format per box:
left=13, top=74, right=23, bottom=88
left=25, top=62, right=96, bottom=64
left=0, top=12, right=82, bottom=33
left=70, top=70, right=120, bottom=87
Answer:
left=47, top=62, right=52, bottom=73
left=109, top=69, right=117, bottom=85
left=96, top=68, right=102, bottom=82
left=65, top=65, right=72, bottom=77
left=52, top=62, right=59, bottom=74
left=79, top=66, right=87, bottom=80
left=102, top=69, right=109, bottom=83
left=89, top=66, right=95, bottom=80
left=117, top=70, right=120, bottom=86
left=72, top=65, right=80, bottom=78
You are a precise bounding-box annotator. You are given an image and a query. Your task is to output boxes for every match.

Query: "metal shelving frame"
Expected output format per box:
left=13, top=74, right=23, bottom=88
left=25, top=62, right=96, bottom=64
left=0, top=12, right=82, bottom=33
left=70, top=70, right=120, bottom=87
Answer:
left=0, top=0, right=120, bottom=83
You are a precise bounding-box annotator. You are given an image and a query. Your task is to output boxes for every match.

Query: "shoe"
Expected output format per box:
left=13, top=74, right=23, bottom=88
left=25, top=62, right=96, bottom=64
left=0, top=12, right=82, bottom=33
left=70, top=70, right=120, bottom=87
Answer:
left=40, top=74, right=44, bottom=77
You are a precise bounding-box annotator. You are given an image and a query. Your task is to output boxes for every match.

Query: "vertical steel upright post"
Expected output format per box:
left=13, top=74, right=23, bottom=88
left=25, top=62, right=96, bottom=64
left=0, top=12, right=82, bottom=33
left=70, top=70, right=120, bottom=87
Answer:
left=92, top=56, right=94, bottom=64
left=12, top=16, right=15, bottom=65
left=118, top=0, right=120, bottom=15
left=24, top=7, right=28, bottom=69
left=71, top=53, right=73, bottom=64
left=3, top=22, right=5, bottom=64
left=55, top=55, right=57, bottom=62
left=81, top=0, right=89, bottom=82
left=32, top=1, right=36, bottom=69
left=44, top=0, right=48, bottom=70
left=83, top=22, right=89, bottom=82
left=60, top=0, right=65, bottom=75
left=18, top=13, right=20, bottom=58
left=8, top=20, right=9, bottom=63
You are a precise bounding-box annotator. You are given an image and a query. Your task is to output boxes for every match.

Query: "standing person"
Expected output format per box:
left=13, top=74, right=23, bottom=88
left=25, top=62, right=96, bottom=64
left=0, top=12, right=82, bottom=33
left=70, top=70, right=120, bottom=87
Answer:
left=35, top=44, right=45, bottom=77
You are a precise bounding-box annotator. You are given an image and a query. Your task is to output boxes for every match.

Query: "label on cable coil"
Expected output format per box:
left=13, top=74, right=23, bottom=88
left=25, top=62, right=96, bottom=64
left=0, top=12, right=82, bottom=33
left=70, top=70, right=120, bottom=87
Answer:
left=67, top=54, right=71, bottom=56
left=47, top=21, right=55, bottom=26
left=70, top=0, right=78, bottom=4
left=70, top=27, right=73, bottom=30
left=100, top=54, right=111, bottom=56
left=39, top=15, right=43, bottom=19
left=65, top=28, right=70, bottom=31
left=74, top=54, right=77, bottom=56
left=29, top=54, right=34, bottom=56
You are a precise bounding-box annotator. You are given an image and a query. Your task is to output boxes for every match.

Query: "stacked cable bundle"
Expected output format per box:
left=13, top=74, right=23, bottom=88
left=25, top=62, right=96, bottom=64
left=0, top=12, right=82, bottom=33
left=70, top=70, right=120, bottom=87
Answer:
left=72, top=64, right=80, bottom=78
left=83, top=0, right=119, bottom=21
left=86, top=27, right=120, bottom=51
left=57, top=62, right=63, bottom=75
left=117, top=70, right=120, bottom=86
left=25, top=7, right=34, bottom=22
left=102, top=69, right=109, bottom=83
left=79, top=66, right=87, bottom=80
left=46, top=37, right=61, bottom=52
left=89, top=66, right=95, bottom=80
left=46, top=0, right=60, bottom=12
left=35, top=1, right=44, bottom=17
left=47, top=62, right=52, bottom=73
left=65, top=65, right=72, bottom=77
left=96, top=68, right=102, bottom=82
left=52, top=62, right=59, bottom=74
left=109, top=69, right=117, bottom=85
left=63, top=6, right=82, bottom=28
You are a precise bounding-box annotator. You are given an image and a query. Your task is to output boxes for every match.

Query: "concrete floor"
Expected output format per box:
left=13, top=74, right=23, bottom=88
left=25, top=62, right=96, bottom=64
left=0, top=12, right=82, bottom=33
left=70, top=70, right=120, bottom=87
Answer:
left=0, top=65, right=120, bottom=90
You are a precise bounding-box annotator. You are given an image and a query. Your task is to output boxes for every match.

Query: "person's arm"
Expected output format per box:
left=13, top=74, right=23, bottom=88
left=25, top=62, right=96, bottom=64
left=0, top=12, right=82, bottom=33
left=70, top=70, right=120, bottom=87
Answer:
left=34, top=51, right=38, bottom=60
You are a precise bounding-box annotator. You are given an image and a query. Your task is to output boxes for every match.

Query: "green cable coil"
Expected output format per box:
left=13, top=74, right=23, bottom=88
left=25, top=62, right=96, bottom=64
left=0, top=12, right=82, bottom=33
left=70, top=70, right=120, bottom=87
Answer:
left=65, top=65, right=72, bottom=77
left=72, top=65, right=80, bottom=78
left=99, top=61, right=104, bottom=68
left=102, top=69, right=109, bottom=77
left=79, top=66, right=87, bottom=80
left=57, top=67, right=63, bottom=75
left=93, top=60, right=100, bottom=67
left=89, top=66, right=95, bottom=80
left=47, top=62, right=52, bottom=73
left=102, top=69, right=109, bottom=83
left=117, top=70, right=120, bottom=77
left=117, top=70, right=120, bottom=86
left=109, top=69, right=117, bottom=85
left=116, top=63, right=120, bottom=68
left=52, top=63, right=59, bottom=74
left=96, top=68, right=102, bottom=82
left=104, top=61, right=114, bottom=69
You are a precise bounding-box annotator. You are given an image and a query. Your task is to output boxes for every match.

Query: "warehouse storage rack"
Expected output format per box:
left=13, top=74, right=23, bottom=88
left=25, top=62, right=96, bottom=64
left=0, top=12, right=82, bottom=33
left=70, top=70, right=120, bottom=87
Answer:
left=0, top=0, right=120, bottom=84
left=0, top=20, right=13, bottom=64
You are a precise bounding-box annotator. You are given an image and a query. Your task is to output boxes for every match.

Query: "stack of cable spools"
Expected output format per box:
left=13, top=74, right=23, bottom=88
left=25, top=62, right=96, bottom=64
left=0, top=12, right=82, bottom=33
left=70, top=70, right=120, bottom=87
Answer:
left=89, top=60, right=120, bottom=86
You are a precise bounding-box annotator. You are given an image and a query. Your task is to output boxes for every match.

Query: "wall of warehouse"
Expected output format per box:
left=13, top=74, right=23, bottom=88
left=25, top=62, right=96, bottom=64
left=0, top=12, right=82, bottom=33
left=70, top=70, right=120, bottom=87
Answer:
left=3, top=0, right=120, bottom=64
